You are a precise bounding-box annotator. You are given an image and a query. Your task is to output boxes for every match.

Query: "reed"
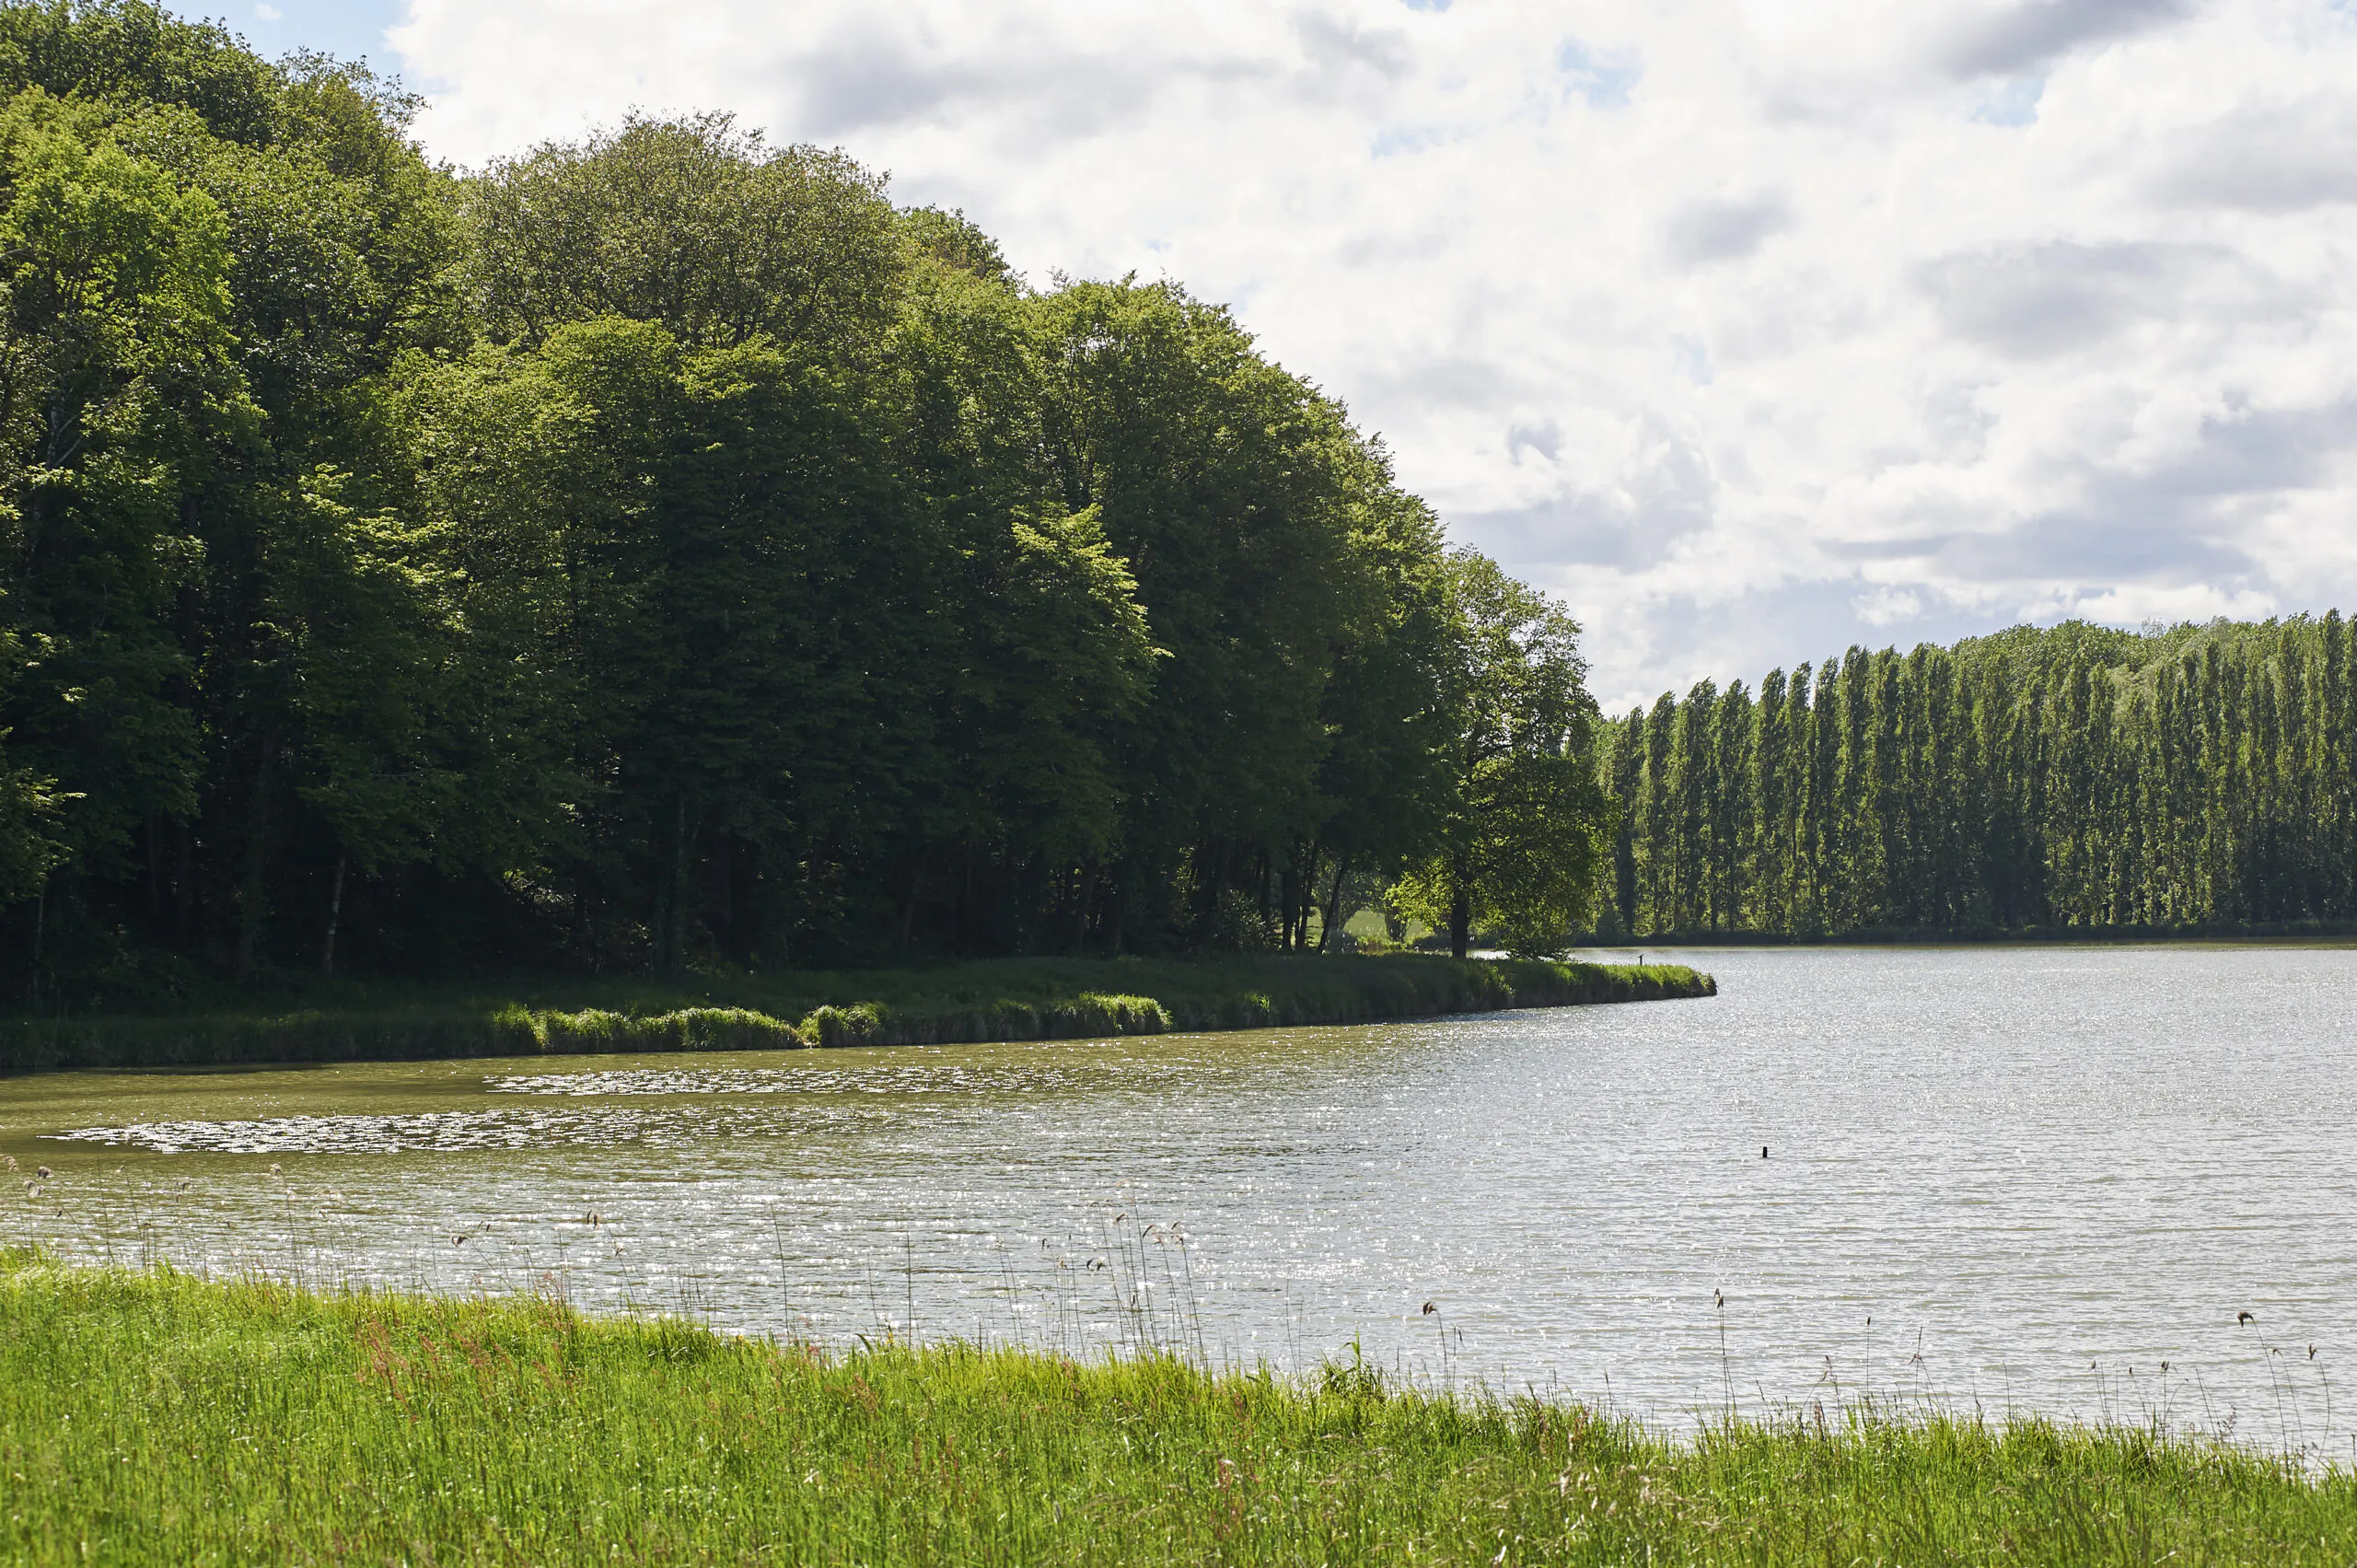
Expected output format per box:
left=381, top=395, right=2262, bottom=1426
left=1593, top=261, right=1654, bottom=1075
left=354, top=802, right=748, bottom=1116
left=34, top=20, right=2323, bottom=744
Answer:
left=0, top=1253, right=2350, bottom=1566
left=0, top=955, right=1714, bottom=1071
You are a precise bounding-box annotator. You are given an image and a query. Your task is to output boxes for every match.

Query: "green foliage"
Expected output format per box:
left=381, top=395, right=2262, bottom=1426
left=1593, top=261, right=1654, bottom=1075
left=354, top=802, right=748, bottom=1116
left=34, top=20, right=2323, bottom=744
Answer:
left=0, top=621, right=64, bottom=901
left=1603, top=615, right=2357, bottom=937
left=0, top=953, right=1713, bottom=1069
left=459, top=111, right=900, bottom=354
left=896, top=203, right=1012, bottom=284
left=0, top=4, right=1606, bottom=995
left=0, top=738, right=64, bottom=902
left=0, top=2, right=277, bottom=144
left=0, top=3, right=477, bottom=993
left=0, top=86, right=234, bottom=898
left=1392, top=551, right=1614, bottom=957
left=2, top=1259, right=2351, bottom=1564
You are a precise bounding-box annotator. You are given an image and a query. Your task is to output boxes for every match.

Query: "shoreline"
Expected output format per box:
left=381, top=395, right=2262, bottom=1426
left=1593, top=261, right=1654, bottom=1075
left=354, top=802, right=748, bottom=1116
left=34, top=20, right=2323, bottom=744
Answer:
left=0, top=954, right=1715, bottom=1074
left=1577, top=923, right=2357, bottom=949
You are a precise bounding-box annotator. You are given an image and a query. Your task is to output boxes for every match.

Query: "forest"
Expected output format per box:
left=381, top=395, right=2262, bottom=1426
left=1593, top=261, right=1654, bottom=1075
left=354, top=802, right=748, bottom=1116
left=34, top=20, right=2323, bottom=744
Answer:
left=11, top=2, right=2343, bottom=999
left=1600, top=614, right=2357, bottom=939
left=0, top=2, right=1612, bottom=998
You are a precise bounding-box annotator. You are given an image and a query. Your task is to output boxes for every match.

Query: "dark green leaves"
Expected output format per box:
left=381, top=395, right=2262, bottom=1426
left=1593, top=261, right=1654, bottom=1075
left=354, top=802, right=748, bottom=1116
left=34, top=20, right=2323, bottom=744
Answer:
left=0, top=17, right=1601, bottom=987
left=1392, top=551, right=1613, bottom=959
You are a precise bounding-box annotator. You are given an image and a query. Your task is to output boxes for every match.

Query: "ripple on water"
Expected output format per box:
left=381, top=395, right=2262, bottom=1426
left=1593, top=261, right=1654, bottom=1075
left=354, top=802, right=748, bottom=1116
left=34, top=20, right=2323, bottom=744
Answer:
left=12, top=947, right=2357, bottom=1457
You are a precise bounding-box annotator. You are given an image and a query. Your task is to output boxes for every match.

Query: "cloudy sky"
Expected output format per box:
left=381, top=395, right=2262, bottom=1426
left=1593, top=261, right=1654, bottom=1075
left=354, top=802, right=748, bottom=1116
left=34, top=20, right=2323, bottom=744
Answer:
left=253, top=0, right=2357, bottom=710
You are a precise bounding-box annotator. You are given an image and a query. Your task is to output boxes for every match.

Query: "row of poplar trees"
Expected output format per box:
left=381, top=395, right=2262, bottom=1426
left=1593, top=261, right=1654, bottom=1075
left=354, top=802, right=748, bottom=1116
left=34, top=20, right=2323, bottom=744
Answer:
left=0, top=2, right=1615, bottom=993
left=1600, top=615, right=2357, bottom=937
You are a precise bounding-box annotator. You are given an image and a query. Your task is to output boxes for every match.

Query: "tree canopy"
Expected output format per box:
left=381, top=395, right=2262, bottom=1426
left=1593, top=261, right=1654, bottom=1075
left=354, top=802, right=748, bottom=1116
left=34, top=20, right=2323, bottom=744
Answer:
left=1392, top=552, right=1610, bottom=958
left=1599, top=616, right=2357, bottom=938
left=0, top=2, right=1615, bottom=996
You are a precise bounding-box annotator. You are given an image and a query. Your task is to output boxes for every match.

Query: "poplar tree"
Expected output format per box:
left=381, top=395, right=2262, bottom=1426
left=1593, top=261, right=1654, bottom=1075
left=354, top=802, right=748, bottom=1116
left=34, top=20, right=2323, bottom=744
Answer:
left=1596, top=617, right=2357, bottom=940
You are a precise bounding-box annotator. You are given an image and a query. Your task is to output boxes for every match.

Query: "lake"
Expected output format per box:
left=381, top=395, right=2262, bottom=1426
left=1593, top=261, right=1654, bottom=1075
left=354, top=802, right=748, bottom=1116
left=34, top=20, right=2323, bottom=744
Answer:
left=4, top=946, right=2352, bottom=1458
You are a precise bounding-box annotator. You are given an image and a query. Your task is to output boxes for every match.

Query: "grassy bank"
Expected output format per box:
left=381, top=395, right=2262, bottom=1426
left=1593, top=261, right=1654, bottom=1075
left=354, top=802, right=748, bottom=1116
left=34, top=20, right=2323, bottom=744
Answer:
left=1, top=1257, right=2350, bottom=1566
left=0, top=955, right=1713, bottom=1073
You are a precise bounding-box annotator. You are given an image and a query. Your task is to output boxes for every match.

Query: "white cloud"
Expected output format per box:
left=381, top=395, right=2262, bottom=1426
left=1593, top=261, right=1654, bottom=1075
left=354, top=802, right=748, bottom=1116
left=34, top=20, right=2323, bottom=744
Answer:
left=1855, top=586, right=1926, bottom=626
left=388, top=0, right=2357, bottom=710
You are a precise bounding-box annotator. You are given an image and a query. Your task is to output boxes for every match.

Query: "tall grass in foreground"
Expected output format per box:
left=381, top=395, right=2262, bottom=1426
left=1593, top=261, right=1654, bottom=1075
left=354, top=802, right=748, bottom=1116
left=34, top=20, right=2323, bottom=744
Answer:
left=2, top=1255, right=2352, bottom=1566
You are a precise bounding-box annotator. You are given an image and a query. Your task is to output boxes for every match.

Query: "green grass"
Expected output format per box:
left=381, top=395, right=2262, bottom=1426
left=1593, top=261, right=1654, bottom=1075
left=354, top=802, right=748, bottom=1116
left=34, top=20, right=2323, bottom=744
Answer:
left=1, top=1256, right=2351, bottom=1565
left=0, top=954, right=1714, bottom=1072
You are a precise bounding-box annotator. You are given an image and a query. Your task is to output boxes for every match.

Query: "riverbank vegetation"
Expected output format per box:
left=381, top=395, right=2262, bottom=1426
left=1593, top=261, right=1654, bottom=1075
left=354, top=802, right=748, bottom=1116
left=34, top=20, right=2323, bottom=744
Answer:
left=3, top=1256, right=2351, bottom=1565
left=1602, top=616, right=2357, bottom=941
left=0, top=2, right=1613, bottom=1005
left=0, top=954, right=1712, bottom=1071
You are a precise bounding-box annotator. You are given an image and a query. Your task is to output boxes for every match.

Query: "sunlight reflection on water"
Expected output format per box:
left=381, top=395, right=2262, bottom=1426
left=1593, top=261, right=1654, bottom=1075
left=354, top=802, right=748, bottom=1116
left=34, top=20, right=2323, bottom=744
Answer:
left=6, top=945, right=2356, bottom=1460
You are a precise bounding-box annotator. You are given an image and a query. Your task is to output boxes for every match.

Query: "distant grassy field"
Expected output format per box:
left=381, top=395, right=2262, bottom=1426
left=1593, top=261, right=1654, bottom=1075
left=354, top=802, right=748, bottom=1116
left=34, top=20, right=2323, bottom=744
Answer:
left=0, top=954, right=1713, bottom=1072
left=1, top=1256, right=2350, bottom=1566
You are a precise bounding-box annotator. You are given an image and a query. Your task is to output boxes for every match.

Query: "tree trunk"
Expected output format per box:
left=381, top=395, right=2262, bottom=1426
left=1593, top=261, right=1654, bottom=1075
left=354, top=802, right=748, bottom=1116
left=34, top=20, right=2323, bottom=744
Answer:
left=1070, top=857, right=1097, bottom=953
left=1449, top=882, right=1471, bottom=960
left=237, top=743, right=276, bottom=981
left=1291, top=848, right=1310, bottom=947
left=657, top=792, right=691, bottom=976
left=321, top=851, right=347, bottom=976
left=570, top=873, right=594, bottom=970
left=1318, top=855, right=1349, bottom=953
left=900, top=851, right=928, bottom=956
left=708, top=828, right=735, bottom=957
left=957, top=852, right=974, bottom=951
left=173, top=819, right=193, bottom=936
left=1296, top=847, right=1318, bottom=948
left=146, top=817, right=165, bottom=923
left=1206, top=839, right=1235, bottom=930
left=29, top=877, right=44, bottom=1006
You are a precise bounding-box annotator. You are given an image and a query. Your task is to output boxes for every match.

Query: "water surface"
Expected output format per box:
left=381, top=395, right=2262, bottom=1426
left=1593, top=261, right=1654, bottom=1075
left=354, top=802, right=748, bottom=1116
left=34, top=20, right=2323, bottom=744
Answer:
left=5, top=946, right=2351, bottom=1457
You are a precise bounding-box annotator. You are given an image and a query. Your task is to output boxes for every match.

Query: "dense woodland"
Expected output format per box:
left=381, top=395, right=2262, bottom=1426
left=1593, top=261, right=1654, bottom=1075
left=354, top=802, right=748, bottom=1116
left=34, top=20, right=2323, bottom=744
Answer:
left=0, top=3, right=1612, bottom=997
left=1600, top=615, right=2357, bottom=938
left=10, top=4, right=2345, bottom=1000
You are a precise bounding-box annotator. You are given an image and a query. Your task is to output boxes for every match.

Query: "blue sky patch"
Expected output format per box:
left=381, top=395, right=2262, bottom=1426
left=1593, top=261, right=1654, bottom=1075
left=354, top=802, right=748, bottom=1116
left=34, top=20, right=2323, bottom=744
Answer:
left=1558, top=41, right=1640, bottom=110
left=1972, top=75, right=2045, bottom=127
